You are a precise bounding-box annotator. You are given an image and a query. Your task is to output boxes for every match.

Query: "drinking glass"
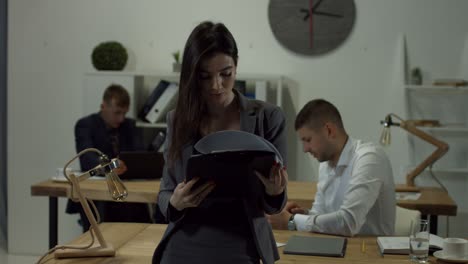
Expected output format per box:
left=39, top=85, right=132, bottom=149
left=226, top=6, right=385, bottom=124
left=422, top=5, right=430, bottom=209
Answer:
left=409, top=219, right=429, bottom=263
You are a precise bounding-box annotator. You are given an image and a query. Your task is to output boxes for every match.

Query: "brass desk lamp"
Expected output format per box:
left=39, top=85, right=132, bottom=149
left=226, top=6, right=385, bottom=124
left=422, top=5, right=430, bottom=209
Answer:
left=380, top=114, right=449, bottom=191
left=37, top=148, right=128, bottom=262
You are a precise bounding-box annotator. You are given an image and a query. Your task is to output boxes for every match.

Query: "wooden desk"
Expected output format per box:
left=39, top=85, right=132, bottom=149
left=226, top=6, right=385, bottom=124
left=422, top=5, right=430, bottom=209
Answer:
left=31, top=180, right=457, bottom=248
left=40, top=223, right=447, bottom=264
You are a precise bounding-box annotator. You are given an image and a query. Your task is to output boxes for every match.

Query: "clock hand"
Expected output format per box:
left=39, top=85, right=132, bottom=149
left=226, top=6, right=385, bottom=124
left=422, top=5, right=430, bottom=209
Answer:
left=312, top=10, right=343, bottom=18
left=312, top=0, right=325, bottom=11
left=309, top=0, right=313, bottom=49
left=300, top=8, right=310, bottom=21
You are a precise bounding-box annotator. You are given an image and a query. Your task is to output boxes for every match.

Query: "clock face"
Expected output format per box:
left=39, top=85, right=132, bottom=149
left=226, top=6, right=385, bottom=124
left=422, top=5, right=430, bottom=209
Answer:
left=268, top=0, right=356, bottom=56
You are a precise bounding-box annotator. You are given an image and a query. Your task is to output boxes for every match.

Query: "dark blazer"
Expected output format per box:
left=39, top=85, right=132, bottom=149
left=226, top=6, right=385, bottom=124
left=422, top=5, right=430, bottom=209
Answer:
left=74, top=113, right=143, bottom=170
left=152, top=91, right=288, bottom=264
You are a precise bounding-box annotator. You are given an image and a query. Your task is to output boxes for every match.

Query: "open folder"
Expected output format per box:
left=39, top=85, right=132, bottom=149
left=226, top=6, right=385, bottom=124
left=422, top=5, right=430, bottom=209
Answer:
left=186, top=130, right=283, bottom=198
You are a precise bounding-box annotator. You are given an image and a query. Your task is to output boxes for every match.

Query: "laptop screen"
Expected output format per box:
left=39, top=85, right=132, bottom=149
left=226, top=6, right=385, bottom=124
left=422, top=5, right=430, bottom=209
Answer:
left=118, top=151, right=164, bottom=180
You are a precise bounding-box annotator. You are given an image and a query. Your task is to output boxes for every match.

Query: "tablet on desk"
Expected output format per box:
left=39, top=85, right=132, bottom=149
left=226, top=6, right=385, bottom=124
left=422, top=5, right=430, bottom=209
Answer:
left=118, top=151, right=165, bottom=180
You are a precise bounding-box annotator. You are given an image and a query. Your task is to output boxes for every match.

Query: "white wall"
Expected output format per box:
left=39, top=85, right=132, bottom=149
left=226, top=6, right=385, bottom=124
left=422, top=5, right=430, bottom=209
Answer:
left=8, top=0, right=468, bottom=255
left=0, top=0, right=7, bottom=241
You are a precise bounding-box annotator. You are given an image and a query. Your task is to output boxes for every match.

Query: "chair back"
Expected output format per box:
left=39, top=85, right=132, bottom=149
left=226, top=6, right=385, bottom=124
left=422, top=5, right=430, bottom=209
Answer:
left=395, top=206, right=421, bottom=236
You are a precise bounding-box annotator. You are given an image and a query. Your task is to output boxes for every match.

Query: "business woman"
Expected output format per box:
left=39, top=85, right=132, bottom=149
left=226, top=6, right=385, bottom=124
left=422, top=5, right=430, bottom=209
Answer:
left=152, top=21, right=288, bottom=264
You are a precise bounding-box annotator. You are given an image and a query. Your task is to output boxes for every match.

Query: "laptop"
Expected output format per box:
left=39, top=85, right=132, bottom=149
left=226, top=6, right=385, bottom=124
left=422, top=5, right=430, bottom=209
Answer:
left=118, top=151, right=165, bottom=180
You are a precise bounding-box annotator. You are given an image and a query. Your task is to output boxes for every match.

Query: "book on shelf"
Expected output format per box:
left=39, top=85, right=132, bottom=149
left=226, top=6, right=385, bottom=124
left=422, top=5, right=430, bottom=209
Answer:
left=283, top=235, right=347, bottom=257
left=139, top=80, right=170, bottom=120
left=185, top=130, right=283, bottom=199
left=432, top=78, right=468, bottom=87
left=234, top=80, right=247, bottom=95
left=145, top=82, right=178, bottom=123
left=377, top=234, right=444, bottom=255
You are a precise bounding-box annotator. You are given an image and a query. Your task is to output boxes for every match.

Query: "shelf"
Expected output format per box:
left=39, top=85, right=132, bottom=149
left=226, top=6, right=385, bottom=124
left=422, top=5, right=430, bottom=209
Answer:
left=85, top=71, right=179, bottom=78
left=406, top=85, right=468, bottom=93
left=85, top=71, right=283, bottom=81
left=417, top=126, right=468, bottom=133
left=136, top=121, right=167, bottom=128
left=407, top=167, right=468, bottom=174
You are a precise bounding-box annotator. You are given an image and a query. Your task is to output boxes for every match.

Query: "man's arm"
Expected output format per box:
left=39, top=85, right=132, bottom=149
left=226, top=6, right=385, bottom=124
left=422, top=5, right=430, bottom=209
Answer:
left=75, top=118, right=100, bottom=171
left=295, top=152, right=385, bottom=236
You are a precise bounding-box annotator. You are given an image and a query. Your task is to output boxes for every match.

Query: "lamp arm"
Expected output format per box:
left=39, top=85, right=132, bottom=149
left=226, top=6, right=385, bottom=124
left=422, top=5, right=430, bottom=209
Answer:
left=51, top=147, right=117, bottom=259
left=62, top=148, right=104, bottom=182
left=400, top=121, right=449, bottom=186
left=67, top=173, right=108, bottom=248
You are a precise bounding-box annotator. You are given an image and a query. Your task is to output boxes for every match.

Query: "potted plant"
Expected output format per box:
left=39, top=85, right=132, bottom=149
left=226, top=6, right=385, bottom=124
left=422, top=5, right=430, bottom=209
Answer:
left=172, top=50, right=181, bottom=72
left=91, top=41, right=128, bottom=71
left=410, top=67, right=422, bottom=85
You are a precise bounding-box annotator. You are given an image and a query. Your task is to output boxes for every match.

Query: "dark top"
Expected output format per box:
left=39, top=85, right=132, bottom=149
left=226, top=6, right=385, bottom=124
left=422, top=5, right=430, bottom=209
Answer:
left=66, top=113, right=151, bottom=230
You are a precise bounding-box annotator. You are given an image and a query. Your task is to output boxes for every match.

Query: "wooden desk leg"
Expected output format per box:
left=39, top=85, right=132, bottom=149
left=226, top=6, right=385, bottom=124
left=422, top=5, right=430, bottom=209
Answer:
left=49, top=197, right=58, bottom=249
left=422, top=214, right=438, bottom=234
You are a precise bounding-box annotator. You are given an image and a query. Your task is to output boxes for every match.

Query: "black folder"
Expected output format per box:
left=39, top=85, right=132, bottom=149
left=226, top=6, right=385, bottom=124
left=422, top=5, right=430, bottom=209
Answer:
left=186, top=149, right=278, bottom=197
left=283, top=235, right=347, bottom=257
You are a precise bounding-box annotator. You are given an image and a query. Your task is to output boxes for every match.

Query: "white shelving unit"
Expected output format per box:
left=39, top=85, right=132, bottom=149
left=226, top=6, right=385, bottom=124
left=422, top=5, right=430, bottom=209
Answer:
left=397, top=34, right=468, bottom=236
left=84, top=71, right=285, bottom=130
left=405, top=85, right=468, bottom=172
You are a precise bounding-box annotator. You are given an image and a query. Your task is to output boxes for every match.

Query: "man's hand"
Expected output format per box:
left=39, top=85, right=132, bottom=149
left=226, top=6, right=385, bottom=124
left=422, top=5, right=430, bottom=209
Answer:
left=266, top=207, right=291, bottom=230
left=285, top=201, right=308, bottom=214
left=114, top=159, right=128, bottom=175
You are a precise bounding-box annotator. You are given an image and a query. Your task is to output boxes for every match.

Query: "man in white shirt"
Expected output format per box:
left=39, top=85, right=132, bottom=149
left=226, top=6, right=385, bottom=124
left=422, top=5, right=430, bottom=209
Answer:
left=268, top=99, right=395, bottom=236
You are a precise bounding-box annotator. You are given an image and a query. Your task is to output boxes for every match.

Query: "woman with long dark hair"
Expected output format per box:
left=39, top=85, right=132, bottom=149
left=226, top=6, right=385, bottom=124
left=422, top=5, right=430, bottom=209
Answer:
left=152, top=21, right=288, bottom=264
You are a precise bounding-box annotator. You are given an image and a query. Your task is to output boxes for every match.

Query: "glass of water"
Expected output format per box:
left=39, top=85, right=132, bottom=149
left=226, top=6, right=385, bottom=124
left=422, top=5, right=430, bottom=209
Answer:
left=409, top=219, right=429, bottom=263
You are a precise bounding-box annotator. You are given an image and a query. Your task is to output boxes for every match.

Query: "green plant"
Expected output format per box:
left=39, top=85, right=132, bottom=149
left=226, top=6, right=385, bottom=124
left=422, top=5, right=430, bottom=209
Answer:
left=91, top=41, right=128, bottom=71
left=172, top=50, right=180, bottom=64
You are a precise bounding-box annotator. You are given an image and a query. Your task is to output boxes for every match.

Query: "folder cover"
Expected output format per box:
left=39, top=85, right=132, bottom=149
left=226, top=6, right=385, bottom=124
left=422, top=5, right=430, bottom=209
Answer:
left=186, top=130, right=283, bottom=198
left=283, top=235, right=347, bottom=257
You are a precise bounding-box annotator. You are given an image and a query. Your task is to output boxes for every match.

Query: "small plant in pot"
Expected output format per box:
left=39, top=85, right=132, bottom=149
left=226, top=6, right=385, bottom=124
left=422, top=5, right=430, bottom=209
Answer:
left=172, top=50, right=181, bottom=72
left=92, top=41, right=128, bottom=71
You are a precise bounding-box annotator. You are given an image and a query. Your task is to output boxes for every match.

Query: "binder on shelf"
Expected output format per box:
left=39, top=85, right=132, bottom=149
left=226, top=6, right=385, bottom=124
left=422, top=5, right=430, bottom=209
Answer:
left=145, top=82, right=178, bottom=123
left=138, top=80, right=170, bottom=120
left=255, top=80, right=267, bottom=101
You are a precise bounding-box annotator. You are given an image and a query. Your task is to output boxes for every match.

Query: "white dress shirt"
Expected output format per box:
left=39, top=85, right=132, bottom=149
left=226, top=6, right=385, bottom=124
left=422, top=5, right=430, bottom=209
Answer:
left=294, top=137, right=396, bottom=236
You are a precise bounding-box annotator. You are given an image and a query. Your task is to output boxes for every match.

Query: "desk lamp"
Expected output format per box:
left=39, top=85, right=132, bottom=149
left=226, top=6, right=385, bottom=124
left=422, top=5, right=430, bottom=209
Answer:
left=54, top=148, right=128, bottom=258
left=380, top=113, right=449, bottom=191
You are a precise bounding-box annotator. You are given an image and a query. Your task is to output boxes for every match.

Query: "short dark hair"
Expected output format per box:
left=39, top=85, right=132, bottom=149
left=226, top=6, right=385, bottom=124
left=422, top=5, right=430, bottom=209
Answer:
left=102, top=84, right=130, bottom=108
left=295, top=99, right=344, bottom=130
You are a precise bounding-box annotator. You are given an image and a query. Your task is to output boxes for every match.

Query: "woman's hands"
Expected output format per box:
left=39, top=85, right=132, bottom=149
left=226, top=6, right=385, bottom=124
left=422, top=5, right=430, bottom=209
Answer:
left=169, top=178, right=216, bottom=211
left=255, top=162, right=288, bottom=196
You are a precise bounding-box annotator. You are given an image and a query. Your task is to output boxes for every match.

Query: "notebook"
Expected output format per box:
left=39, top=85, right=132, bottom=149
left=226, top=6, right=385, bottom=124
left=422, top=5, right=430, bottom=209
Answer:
left=118, top=151, right=164, bottom=180
left=377, top=234, right=444, bottom=255
left=283, top=235, right=347, bottom=257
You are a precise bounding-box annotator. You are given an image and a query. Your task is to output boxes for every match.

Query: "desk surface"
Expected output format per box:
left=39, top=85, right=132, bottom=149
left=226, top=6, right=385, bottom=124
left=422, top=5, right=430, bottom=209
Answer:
left=40, top=222, right=452, bottom=264
left=31, top=179, right=457, bottom=216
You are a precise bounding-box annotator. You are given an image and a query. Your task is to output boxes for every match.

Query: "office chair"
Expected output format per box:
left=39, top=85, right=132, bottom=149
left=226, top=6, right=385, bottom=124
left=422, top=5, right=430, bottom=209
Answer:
left=395, top=206, right=421, bottom=236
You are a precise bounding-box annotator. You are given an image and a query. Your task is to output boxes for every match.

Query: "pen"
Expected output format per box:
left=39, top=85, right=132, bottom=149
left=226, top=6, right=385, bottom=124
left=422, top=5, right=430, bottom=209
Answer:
left=361, top=239, right=366, bottom=253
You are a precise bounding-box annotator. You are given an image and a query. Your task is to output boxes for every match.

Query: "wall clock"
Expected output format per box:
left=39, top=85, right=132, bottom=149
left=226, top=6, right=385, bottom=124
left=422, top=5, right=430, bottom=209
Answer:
left=268, top=0, right=356, bottom=56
